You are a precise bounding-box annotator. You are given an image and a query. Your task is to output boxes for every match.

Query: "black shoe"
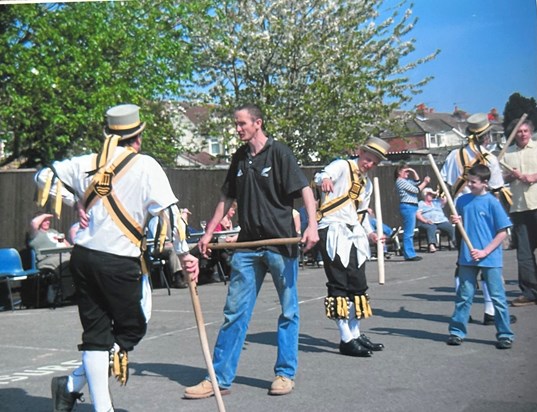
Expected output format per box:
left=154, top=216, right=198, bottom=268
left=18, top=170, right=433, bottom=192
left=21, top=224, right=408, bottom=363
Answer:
left=483, top=313, right=495, bottom=325
left=483, top=313, right=518, bottom=325
left=356, top=334, right=384, bottom=351
left=446, top=335, right=463, bottom=346
left=405, top=256, right=423, bottom=261
left=52, top=376, right=84, bottom=412
left=172, top=279, right=188, bottom=289
left=339, top=339, right=373, bottom=357
left=172, top=272, right=188, bottom=289
left=496, top=339, right=512, bottom=350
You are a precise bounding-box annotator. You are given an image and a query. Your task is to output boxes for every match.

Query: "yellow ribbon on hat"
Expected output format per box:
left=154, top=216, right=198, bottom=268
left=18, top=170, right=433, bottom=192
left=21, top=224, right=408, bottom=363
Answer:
left=53, top=179, right=63, bottom=218
left=91, top=134, right=120, bottom=194
left=98, top=134, right=120, bottom=169
left=36, top=169, right=63, bottom=218
left=37, top=169, right=53, bottom=208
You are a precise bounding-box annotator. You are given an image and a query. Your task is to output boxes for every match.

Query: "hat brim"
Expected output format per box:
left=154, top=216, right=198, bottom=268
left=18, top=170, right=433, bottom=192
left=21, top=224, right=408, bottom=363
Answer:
left=468, top=123, right=492, bottom=138
left=360, top=145, right=387, bottom=161
left=103, top=122, right=146, bottom=140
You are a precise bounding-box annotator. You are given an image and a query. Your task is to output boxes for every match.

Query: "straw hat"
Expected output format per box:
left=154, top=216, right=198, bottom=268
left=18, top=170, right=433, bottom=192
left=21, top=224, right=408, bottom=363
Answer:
left=466, top=113, right=492, bottom=138
left=360, top=137, right=390, bottom=161
left=103, top=104, right=146, bottom=140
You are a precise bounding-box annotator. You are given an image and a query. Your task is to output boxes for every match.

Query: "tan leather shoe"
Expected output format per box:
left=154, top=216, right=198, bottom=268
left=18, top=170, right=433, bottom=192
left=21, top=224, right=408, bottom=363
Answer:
left=268, top=376, right=295, bottom=396
left=183, top=379, right=230, bottom=399
left=511, top=296, right=536, bottom=307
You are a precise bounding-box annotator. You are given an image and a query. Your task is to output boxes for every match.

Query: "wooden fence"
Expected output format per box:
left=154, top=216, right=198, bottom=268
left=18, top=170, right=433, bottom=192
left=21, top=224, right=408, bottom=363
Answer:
left=0, top=163, right=438, bottom=251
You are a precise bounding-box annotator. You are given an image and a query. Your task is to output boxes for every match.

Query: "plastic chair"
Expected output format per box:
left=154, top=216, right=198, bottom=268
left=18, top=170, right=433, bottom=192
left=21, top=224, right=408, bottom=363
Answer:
left=0, top=248, right=41, bottom=311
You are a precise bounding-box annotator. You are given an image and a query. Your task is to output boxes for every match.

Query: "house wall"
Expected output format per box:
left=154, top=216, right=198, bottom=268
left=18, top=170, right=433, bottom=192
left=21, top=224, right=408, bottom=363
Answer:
left=385, top=135, right=427, bottom=152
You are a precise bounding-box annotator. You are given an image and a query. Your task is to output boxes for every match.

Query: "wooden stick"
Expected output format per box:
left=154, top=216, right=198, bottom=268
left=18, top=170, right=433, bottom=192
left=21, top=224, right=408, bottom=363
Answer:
left=207, top=237, right=301, bottom=250
left=497, top=113, right=528, bottom=161
left=499, top=159, right=514, bottom=173
left=427, top=154, right=474, bottom=250
left=187, top=279, right=226, bottom=412
left=373, top=177, right=385, bottom=285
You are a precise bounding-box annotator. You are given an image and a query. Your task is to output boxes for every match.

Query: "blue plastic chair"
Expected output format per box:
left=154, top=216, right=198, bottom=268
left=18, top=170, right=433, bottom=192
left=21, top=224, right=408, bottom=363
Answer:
left=0, top=248, right=40, bottom=311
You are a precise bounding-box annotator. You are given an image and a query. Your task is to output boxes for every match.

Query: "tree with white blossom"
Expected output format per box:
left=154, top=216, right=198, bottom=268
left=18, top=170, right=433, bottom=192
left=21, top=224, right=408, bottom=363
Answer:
left=188, top=0, right=438, bottom=163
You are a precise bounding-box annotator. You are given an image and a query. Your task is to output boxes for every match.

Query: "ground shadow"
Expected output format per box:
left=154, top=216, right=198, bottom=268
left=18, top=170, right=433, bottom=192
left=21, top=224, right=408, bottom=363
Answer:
left=369, top=326, right=494, bottom=346
left=374, top=306, right=450, bottom=324
left=130, top=361, right=272, bottom=392
left=0, top=387, right=127, bottom=412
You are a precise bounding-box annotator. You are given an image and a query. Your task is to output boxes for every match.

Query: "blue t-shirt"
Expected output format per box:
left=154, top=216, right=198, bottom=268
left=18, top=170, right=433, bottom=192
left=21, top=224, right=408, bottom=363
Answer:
left=456, top=192, right=511, bottom=267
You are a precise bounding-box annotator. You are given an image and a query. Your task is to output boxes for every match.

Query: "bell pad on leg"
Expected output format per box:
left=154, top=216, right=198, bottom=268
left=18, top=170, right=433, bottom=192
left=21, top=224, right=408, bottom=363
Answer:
left=324, top=296, right=350, bottom=319
left=353, top=294, right=373, bottom=319
left=110, top=349, right=129, bottom=386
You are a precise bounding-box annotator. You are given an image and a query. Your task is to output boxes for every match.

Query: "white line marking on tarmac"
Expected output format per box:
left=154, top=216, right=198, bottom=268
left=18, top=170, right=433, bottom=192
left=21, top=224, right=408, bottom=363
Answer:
left=0, top=360, right=81, bottom=385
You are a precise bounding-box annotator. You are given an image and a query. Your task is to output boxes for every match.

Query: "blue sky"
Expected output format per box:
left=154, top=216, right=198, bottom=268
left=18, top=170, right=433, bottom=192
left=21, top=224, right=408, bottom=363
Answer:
left=385, top=0, right=537, bottom=115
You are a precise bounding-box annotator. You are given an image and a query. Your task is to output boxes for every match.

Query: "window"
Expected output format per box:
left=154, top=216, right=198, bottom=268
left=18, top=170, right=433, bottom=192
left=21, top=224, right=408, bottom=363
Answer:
left=209, top=138, right=222, bottom=156
left=429, top=133, right=444, bottom=147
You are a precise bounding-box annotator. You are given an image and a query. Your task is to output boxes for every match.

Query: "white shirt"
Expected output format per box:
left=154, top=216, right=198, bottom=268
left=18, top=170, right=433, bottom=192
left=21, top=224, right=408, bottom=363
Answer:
left=315, top=158, right=373, bottom=267
left=35, top=147, right=185, bottom=257
left=441, top=145, right=504, bottom=199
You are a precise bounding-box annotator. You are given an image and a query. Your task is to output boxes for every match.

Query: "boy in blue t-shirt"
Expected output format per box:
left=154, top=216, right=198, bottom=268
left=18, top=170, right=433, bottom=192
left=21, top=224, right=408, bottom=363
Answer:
left=447, top=164, right=515, bottom=349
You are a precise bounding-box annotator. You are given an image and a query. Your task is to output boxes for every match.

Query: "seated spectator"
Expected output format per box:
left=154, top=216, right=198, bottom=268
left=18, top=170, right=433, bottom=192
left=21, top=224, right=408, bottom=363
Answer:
left=27, top=212, right=74, bottom=304
left=28, top=212, right=71, bottom=273
left=205, top=202, right=239, bottom=283
left=214, top=201, right=239, bottom=243
left=367, top=208, right=402, bottom=256
left=146, top=205, right=187, bottom=289
left=416, top=188, right=456, bottom=253
left=180, top=207, right=198, bottom=236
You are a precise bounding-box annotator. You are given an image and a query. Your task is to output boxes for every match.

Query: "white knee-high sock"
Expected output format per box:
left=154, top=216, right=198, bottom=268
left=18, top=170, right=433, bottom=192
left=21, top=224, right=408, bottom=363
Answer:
left=336, top=318, right=354, bottom=343
left=481, top=280, right=494, bottom=315
left=67, top=364, right=87, bottom=393
left=348, top=302, right=361, bottom=339
left=83, top=350, right=113, bottom=412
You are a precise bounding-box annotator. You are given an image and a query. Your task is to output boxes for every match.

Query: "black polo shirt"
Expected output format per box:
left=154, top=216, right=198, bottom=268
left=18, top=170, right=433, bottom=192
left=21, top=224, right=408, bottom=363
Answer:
left=221, top=137, right=308, bottom=257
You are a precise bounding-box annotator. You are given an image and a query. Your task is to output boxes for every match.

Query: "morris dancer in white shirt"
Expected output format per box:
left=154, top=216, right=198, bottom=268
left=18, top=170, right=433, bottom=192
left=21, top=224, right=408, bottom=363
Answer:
left=315, top=137, right=390, bottom=357
left=35, top=104, right=199, bottom=412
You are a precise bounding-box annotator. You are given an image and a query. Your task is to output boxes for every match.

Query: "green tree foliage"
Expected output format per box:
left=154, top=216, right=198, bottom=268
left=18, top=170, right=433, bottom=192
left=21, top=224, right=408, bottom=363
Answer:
left=502, top=92, right=537, bottom=135
left=187, top=0, right=438, bottom=164
left=0, top=1, right=198, bottom=168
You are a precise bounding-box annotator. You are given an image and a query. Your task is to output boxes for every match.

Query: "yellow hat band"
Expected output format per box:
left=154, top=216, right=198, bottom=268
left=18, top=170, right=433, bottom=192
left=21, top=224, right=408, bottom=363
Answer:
left=108, top=120, right=141, bottom=131
left=366, top=142, right=387, bottom=155
left=469, top=123, right=490, bottom=134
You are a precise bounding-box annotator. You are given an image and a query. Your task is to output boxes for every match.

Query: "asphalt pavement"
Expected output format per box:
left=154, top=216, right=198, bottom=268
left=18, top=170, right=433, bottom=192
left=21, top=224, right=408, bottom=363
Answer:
left=1, top=247, right=536, bottom=412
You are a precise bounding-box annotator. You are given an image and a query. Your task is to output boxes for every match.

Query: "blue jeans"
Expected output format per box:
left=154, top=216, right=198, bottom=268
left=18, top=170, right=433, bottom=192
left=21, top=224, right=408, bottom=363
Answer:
left=399, top=203, right=418, bottom=259
left=417, top=220, right=455, bottom=245
left=208, top=250, right=299, bottom=389
left=449, top=266, right=514, bottom=341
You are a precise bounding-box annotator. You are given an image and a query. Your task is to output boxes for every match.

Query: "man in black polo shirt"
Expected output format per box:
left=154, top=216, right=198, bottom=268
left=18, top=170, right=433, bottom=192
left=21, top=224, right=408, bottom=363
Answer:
left=185, top=103, right=319, bottom=398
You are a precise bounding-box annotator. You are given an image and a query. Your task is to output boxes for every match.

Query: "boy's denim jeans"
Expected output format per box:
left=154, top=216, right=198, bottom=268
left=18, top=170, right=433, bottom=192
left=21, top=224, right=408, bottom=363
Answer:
left=449, top=266, right=514, bottom=341
left=208, top=249, right=299, bottom=388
